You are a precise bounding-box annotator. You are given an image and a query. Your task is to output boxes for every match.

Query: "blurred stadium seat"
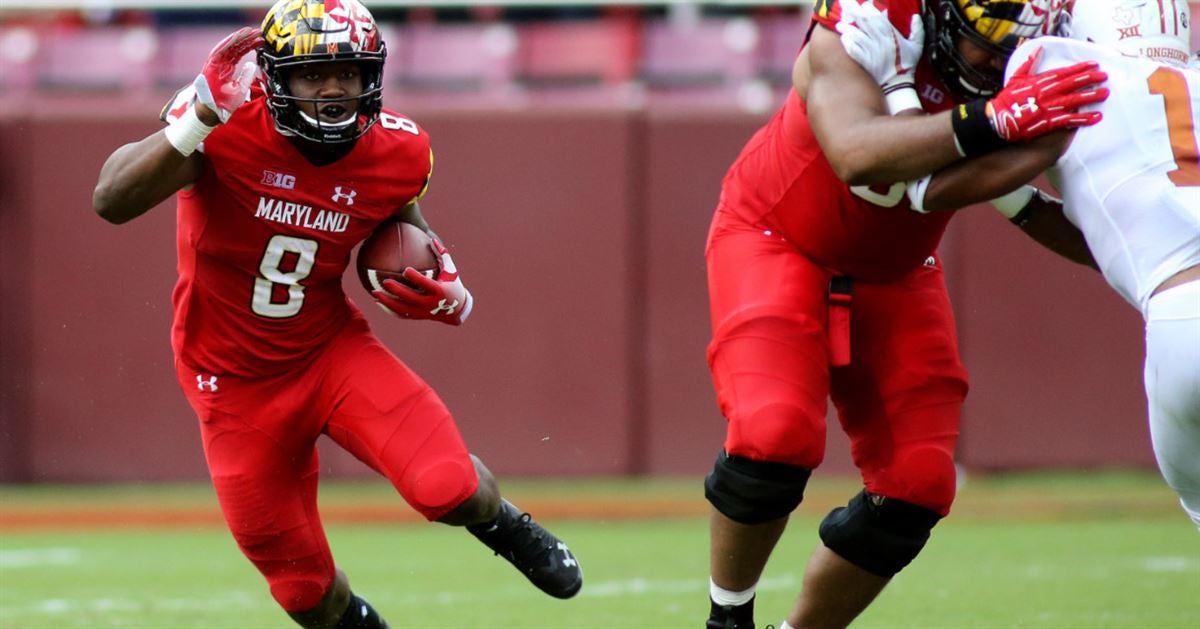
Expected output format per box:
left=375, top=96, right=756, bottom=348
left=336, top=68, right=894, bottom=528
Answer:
left=156, top=25, right=239, bottom=90
left=37, top=25, right=157, bottom=93
left=756, top=11, right=809, bottom=89
left=388, top=22, right=518, bottom=101
left=639, top=16, right=769, bottom=109
left=515, top=18, right=639, bottom=94
left=640, top=17, right=758, bottom=89
left=0, top=26, right=40, bottom=98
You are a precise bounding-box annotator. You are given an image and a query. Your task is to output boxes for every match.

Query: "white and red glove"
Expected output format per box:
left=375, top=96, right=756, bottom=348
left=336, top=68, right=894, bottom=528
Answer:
left=193, top=27, right=263, bottom=124
left=986, top=47, right=1108, bottom=142
left=373, top=239, right=474, bottom=326
left=836, top=0, right=924, bottom=113
left=953, top=47, right=1108, bottom=157
left=160, top=27, right=262, bottom=156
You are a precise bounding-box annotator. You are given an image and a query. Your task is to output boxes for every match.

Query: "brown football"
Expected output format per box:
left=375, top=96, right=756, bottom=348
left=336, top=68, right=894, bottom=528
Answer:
left=356, top=220, right=439, bottom=294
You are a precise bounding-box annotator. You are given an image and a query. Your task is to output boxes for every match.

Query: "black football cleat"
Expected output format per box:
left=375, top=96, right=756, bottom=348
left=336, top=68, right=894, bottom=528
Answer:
left=468, top=499, right=583, bottom=599
left=707, top=596, right=755, bottom=629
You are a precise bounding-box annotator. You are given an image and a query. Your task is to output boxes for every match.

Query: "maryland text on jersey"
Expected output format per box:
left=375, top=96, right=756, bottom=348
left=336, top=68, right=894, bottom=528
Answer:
left=255, top=196, right=351, bottom=233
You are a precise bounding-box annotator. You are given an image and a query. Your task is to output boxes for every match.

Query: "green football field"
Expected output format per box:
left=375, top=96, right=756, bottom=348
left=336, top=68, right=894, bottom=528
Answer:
left=1, top=471, right=1196, bottom=628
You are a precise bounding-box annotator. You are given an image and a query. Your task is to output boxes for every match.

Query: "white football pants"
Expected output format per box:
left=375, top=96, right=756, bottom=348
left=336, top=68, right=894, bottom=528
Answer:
left=1144, top=280, right=1200, bottom=530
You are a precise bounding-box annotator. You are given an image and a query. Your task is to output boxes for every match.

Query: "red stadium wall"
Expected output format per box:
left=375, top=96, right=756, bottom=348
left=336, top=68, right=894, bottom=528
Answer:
left=0, top=105, right=1152, bottom=483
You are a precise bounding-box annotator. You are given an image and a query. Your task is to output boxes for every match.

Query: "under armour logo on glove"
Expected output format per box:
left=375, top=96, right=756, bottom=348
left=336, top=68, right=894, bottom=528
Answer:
left=430, top=298, right=460, bottom=316
left=1010, top=97, right=1038, bottom=118
left=373, top=237, right=474, bottom=326
left=986, top=46, right=1109, bottom=143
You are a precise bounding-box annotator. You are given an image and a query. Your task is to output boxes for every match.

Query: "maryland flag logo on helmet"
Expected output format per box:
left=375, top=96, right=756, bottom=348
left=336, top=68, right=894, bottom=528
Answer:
left=927, top=0, right=1064, bottom=99
left=955, top=0, right=1060, bottom=51
left=261, top=0, right=381, bottom=57
left=256, top=0, right=388, bottom=144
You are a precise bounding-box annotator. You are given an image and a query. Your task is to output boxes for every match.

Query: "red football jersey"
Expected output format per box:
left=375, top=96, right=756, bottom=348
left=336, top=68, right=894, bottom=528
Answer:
left=171, top=96, right=433, bottom=376
left=719, top=0, right=962, bottom=282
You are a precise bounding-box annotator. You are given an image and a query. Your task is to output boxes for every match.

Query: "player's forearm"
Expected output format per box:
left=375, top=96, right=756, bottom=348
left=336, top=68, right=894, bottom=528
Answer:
left=826, top=112, right=962, bottom=186
left=803, top=28, right=961, bottom=186
left=922, top=132, right=1069, bottom=213
left=93, top=132, right=200, bottom=224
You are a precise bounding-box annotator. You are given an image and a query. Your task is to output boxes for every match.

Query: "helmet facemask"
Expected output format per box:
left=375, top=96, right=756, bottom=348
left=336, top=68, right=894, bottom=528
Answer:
left=259, top=0, right=387, bottom=144
left=927, top=0, right=1062, bottom=100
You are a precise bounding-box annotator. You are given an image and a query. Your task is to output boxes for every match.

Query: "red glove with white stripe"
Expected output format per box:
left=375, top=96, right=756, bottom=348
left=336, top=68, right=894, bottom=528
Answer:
left=953, top=47, right=1108, bottom=157
left=194, top=27, right=263, bottom=124
left=986, top=47, right=1109, bottom=142
left=373, top=239, right=474, bottom=326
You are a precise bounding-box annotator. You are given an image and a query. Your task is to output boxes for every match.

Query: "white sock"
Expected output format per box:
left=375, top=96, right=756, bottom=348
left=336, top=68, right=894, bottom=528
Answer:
left=709, top=577, right=756, bottom=606
left=779, top=621, right=795, bottom=629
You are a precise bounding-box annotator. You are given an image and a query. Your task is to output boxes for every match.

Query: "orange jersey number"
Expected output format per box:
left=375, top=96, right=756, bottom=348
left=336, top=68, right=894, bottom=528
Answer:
left=1148, top=66, right=1200, bottom=187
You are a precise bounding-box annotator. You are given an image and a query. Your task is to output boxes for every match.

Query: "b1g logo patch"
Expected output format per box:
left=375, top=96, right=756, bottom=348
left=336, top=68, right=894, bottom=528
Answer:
left=262, top=170, right=297, bottom=190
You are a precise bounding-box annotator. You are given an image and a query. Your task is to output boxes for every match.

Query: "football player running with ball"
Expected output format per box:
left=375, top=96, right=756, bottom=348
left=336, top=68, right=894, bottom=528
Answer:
left=92, top=1, right=581, bottom=626
left=843, top=0, right=1200, bottom=530
left=701, top=0, right=1110, bottom=627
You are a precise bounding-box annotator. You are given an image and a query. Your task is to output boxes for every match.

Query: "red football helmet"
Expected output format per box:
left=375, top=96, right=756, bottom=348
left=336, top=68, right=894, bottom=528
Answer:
left=258, top=0, right=387, bottom=144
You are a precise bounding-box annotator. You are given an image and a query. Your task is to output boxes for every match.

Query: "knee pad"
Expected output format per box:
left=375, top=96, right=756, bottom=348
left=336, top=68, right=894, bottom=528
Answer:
left=819, top=490, right=942, bottom=578
left=407, top=458, right=478, bottom=521
left=704, top=450, right=812, bottom=524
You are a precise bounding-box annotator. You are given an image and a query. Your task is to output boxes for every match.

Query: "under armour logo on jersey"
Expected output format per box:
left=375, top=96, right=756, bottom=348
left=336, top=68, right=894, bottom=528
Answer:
left=430, top=299, right=460, bottom=316
left=332, top=186, right=357, bottom=205
left=924, top=256, right=937, bottom=268
left=196, top=374, right=219, bottom=392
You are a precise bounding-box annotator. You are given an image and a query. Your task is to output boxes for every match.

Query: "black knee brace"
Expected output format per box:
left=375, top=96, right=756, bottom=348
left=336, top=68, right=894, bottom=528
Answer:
left=704, top=450, right=812, bottom=524
left=819, top=490, right=942, bottom=578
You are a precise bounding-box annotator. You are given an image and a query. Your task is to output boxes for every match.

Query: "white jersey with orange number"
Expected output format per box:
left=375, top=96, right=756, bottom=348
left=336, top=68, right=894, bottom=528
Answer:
left=1007, top=37, right=1200, bottom=316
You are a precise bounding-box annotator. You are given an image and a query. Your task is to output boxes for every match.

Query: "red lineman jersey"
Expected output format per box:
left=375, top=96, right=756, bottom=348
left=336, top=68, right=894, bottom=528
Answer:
left=719, top=0, right=963, bottom=282
left=171, top=94, right=433, bottom=377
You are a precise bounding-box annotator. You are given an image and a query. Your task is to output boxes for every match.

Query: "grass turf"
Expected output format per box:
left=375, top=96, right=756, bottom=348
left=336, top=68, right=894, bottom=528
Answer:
left=1, top=471, right=1196, bottom=628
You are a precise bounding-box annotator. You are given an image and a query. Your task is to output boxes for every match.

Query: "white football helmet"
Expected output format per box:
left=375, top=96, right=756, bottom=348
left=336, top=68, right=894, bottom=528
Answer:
left=1063, top=0, right=1193, bottom=67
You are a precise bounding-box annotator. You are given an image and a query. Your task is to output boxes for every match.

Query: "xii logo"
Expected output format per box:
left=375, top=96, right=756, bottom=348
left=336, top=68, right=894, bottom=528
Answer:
left=1117, top=25, right=1142, bottom=39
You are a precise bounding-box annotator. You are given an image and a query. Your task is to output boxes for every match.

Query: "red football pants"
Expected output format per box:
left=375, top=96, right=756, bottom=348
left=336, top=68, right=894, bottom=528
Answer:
left=705, top=206, right=968, bottom=515
left=176, top=317, right=477, bottom=612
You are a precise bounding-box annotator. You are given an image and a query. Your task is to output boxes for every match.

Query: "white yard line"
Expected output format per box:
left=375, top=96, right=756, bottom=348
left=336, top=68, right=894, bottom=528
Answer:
left=0, top=548, right=80, bottom=568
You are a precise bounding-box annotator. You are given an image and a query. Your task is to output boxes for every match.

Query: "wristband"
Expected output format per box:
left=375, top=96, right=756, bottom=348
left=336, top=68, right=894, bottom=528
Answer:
left=883, top=82, right=921, bottom=115
left=951, top=99, right=1007, bottom=158
left=990, top=185, right=1037, bottom=219
left=905, top=174, right=932, bottom=214
left=163, top=105, right=215, bottom=157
